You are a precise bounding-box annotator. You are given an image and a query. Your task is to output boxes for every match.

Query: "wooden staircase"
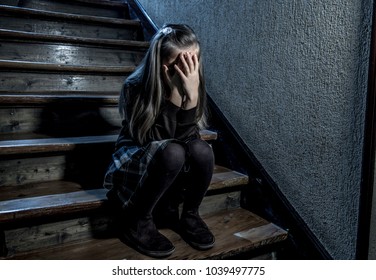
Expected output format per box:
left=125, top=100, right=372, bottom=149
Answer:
left=0, top=0, right=287, bottom=259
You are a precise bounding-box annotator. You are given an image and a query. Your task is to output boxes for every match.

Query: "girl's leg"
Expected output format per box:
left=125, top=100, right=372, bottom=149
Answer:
left=121, top=142, right=186, bottom=257
left=180, top=138, right=215, bottom=250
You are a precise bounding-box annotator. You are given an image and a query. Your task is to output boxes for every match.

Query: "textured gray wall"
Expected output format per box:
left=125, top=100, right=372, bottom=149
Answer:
left=139, top=0, right=373, bottom=259
left=370, top=163, right=376, bottom=259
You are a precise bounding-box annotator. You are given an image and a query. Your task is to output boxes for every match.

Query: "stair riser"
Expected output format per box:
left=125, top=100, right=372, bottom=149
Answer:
left=14, top=0, right=130, bottom=19
left=0, top=145, right=114, bottom=187
left=0, top=41, right=144, bottom=67
left=2, top=214, right=112, bottom=257
left=2, top=191, right=241, bottom=256
left=0, top=106, right=121, bottom=136
left=0, top=15, right=140, bottom=40
left=0, top=72, right=125, bottom=93
left=0, top=155, right=66, bottom=187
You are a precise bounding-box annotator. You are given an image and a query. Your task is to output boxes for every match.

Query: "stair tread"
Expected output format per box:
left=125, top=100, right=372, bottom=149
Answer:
left=0, top=5, right=140, bottom=26
left=0, top=59, right=136, bottom=73
left=8, top=0, right=128, bottom=9
left=0, top=130, right=218, bottom=154
left=0, top=94, right=120, bottom=104
left=5, top=208, right=287, bottom=260
left=58, top=0, right=129, bottom=8
left=0, top=134, right=118, bottom=155
left=0, top=165, right=248, bottom=223
left=0, top=29, right=150, bottom=48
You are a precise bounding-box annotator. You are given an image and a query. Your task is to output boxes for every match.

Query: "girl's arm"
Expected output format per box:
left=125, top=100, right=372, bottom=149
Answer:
left=147, top=101, right=179, bottom=141
left=174, top=52, right=199, bottom=110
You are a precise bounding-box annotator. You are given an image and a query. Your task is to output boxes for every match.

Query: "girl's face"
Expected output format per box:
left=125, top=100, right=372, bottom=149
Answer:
left=162, top=45, right=199, bottom=75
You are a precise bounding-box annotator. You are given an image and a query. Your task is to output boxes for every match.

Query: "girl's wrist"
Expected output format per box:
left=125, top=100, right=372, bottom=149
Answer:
left=182, top=98, right=198, bottom=110
left=167, top=89, right=183, bottom=107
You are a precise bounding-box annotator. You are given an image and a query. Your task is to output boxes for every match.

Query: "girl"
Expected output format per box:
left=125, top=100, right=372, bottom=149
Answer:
left=104, top=24, right=214, bottom=258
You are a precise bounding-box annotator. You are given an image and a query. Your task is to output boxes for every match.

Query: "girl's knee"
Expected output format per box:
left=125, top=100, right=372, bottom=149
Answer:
left=188, top=139, right=214, bottom=165
left=158, top=142, right=186, bottom=170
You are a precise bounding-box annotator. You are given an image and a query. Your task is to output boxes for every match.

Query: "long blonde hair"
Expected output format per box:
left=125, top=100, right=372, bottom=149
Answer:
left=119, top=24, right=208, bottom=145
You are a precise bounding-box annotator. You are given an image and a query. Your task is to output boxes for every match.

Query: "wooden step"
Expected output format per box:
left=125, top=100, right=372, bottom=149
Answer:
left=13, top=0, right=130, bottom=19
left=0, top=182, right=244, bottom=256
left=0, top=164, right=244, bottom=201
left=0, top=99, right=121, bottom=136
left=0, top=71, right=126, bottom=94
left=0, top=131, right=218, bottom=187
left=0, top=4, right=138, bottom=27
left=0, top=39, right=145, bottom=67
left=0, top=165, right=247, bottom=224
left=0, top=137, right=116, bottom=187
left=0, top=60, right=136, bottom=74
left=0, top=94, right=218, bottom=138
left=0, top=29, right=150, bottom=48
left=3, top=208, right=287, bottom=260
left=0, top=134, right=118, bottom=155
left=0, top=5, right=142, bottom=40
left=0, top=164, right=247, bottom=258
left=0, top=94, right=119, bottom=105
left=0, top=130, right=218, bottom=155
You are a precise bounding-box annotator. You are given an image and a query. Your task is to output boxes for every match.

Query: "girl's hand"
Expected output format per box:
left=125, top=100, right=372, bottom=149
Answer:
left=174, top=52, right=200, bottom=110
left=162, top=64, right=183, bottom=107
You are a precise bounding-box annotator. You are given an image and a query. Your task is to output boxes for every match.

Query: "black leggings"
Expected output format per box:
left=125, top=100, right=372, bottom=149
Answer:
left=130, top=138, right=214, bottom=218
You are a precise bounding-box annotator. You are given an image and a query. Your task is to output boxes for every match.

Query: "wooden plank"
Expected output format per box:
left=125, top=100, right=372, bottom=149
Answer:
left=211, top=166, right=249, bottom=190
left=52, top=0, right=128, bottom=8
left=0, top=189, right=107, bottom=222
left=4, top=208, right=287, bottom=260
left=0, top=60, right=136, bottom=73
left=0, top=5, right=140, bottom=26
left=0, top=146, right=114, bottom=187
left=0, top=155, right=68, bottom=187
left=0, top=105, right=120, bottom=135
left=0, top=130, right=218, bottom=155
left=0, top=12, right=140, bottom=41
left=198, top=191, right=240, bottom=216
left=0, top=165, right=246, bottom=223
left=4, top=214, right=112, bottom=256
left=2, top=191, right=241, bottom=255
left=0, top=94, right=119, bottom=105
left=0, top=181, right=83, bottom=202
left=0, top=29, right=150, bottom=49
left=199, top=129, right=218, bottom=141
left=0, top=41, right=145, bottom=66
left=65, top=0, right=128, bottom=7
left=16, top=0, right=129, bottom=19
left=0, top=72, right=126, bottom=93
left=0, top=134, right=118, bottom=155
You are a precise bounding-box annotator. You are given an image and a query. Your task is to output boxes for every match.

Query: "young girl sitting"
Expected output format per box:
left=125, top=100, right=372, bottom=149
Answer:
left=104, top=24, right=215, bottom=258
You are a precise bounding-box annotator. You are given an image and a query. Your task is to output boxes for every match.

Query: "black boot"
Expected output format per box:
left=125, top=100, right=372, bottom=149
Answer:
left=153, top=202, right=180, bottom=231
left=120, top=211, right=175, bottom=258
left=179, top=209, right=215, bottom=250
left=153, top=181, right=184, bottom=231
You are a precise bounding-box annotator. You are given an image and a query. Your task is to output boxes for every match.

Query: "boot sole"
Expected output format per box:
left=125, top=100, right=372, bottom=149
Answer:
left=180, top=233, right=215, bottom=250
left=121, top=230, right=175, bottom=258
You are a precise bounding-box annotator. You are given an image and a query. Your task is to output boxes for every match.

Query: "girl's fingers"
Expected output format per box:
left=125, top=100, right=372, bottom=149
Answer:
left=179, top=52, right=197, bottom=75
left=174, top=63, right=185, bottom=79
left=192, top=53, right=199, bottom=71
left=179, top=53, right=190, bottom=74
left=162, top=65, right=170, bottom=82
left=185, top=52, right=196, bottom=73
